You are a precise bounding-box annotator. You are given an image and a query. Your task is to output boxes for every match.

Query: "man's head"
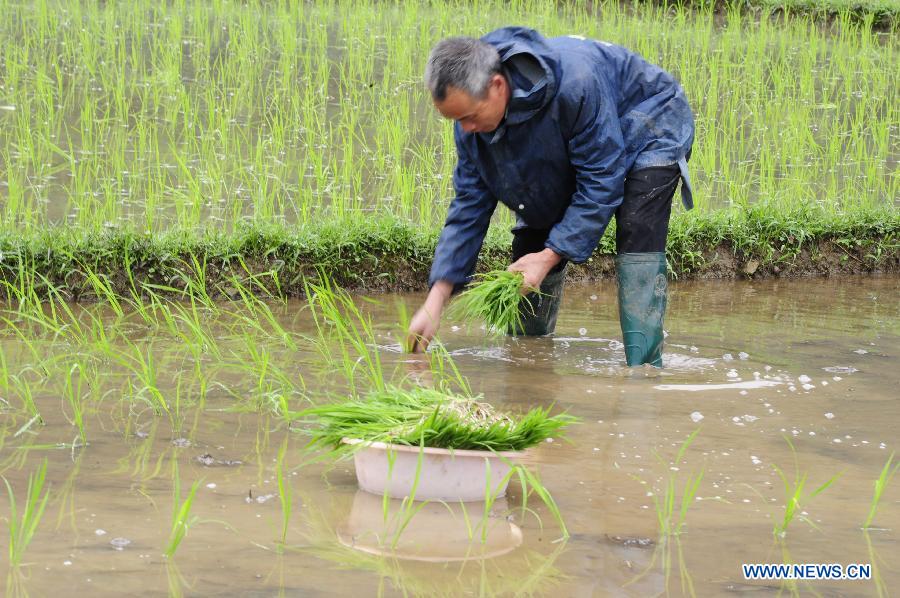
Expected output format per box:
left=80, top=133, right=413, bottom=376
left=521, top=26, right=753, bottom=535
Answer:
left=425, top=37, right=509, bottom=134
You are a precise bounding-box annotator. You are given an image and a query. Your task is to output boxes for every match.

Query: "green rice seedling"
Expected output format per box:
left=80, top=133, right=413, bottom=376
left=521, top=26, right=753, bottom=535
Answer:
left=0, top=316, right=52, bottom=377
left=224, top=329, right=304, bottom=415
left=5, top=566, right=28, bottom=598
left=298, top=385, right=575, bottom=540
left=0, top=350, right=9, bottom=409
left=3, top=458, right=51, bottom=566
left=649, top=428, right=705, bottom=539
left=863, top=452, right=898, bottom=530
left=224, top=285, right=297, bottom=352
left=388, top=435, right=429, bottom=549
left=79, top=265, right=125, bottom=320
left=635, top=534, right=698, bottom=597
left=9, top=371, right=42, bottom=423
left=304, top=276, right=387, bottom=394
left=165, top=561, right=190, bottom=598
left=276, top=438, right=293, bottom=549
left=168, top=300, right=223, bottom=362
left=771, top=437, right=843, bottom=538
left=508, top=463, right=569, bottom=540
left=0, top=256, right=43, bottom=317
left=479, top=458, right=502, bottom=543
left=448, top=270, right=533, bottom=335
left=425, top=339, right=472, bottom=397
left=164, top=462, right=202, bottom=558
left=62, top=363, right=87, bottom=444
left=297, top=385, right=577, bottom=453
left=863, top=530, right=889, bottom=598
left=109, top=338, right=170, bottom=419
left=53, top=451, right=85, bottom=533
left=39, top=278, right=89, bottom=347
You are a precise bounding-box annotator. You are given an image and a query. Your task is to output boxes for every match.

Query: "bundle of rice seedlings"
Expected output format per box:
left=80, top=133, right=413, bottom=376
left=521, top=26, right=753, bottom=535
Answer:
left=297, top=385, right=577, bottom=453
left=448, top=270, right=537, bottom=334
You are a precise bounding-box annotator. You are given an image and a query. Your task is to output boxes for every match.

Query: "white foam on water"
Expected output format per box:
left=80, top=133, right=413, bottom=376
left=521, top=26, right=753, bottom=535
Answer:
left=659, top=353, right=718, bottom=371
left=654, top=380, right=782, bottom=392
left=823, top=366, right=858, bottom=374
left=553, top=336, right=616, bottom=343
left=448, top=346, right=516, bottom=363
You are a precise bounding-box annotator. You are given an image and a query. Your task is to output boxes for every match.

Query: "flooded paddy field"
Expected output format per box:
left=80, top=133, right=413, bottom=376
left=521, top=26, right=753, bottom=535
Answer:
left=1, top=0, right=896, bottom=233
left=1, top=277, right=897, bottom=596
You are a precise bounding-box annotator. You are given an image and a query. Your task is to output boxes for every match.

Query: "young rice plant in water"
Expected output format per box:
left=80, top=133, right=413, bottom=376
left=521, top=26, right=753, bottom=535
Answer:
left=4, top=459, right=51, bottom=566
left=863, top=452, right=898, bottom=530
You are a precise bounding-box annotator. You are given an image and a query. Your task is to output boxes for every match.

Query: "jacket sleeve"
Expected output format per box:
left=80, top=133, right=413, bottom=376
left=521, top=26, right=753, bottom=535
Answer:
left=429, top=128, right=498, bottom=288
left=545, top=77, right=625, bottom=263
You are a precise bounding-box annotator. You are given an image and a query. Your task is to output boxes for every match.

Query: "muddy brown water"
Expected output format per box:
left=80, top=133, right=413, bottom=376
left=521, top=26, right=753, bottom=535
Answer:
left=0, top=277, right=898, bottom=596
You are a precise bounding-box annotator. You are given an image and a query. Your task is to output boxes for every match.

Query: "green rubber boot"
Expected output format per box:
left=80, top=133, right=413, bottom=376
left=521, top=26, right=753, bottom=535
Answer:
left=509, top=265, right=567, bottom=336
left=615, top=253, right=668, bottom=367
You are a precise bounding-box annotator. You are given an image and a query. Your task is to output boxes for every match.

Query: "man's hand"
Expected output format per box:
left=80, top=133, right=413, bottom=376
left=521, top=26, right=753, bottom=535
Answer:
left=508, top=248, right=562, bottom=293
left=406, top=280, right=453, bottom=352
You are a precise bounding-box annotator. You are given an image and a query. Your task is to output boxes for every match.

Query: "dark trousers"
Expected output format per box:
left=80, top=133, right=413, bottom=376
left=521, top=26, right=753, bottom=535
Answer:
left=511, top=164, right=681, bottom=259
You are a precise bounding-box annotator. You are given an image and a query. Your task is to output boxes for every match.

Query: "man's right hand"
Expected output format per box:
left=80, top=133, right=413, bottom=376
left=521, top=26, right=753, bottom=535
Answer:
left=406, top=280, right=453, bottom=352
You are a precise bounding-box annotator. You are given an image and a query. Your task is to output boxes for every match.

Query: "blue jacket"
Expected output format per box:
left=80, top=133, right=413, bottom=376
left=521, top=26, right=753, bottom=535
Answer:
left=429, top=27, right=694, bottom=287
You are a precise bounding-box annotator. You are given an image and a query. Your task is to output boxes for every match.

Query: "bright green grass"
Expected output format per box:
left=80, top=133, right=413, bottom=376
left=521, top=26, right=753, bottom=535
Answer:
left=1, top=208, right=895, bottom=303
left=297, top=384, right=578, bottom=452
left=0, top=0, right=895, bottom=236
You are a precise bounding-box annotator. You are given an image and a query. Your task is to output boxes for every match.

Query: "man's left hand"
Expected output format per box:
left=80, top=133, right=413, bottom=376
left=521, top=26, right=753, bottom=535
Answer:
left=508, top=248, right=562, bottom=294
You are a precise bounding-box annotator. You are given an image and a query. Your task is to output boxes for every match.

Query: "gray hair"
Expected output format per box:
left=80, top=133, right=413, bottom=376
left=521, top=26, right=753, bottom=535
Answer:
left=424, top=37, right=501, bottom=101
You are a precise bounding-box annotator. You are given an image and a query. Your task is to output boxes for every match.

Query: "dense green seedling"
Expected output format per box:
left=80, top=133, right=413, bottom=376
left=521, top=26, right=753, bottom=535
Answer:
left=448, top=270, right=532, bottom=334
left=0, top=0, right=894, bottom=238
left=297, top=384, right=578, bottom=453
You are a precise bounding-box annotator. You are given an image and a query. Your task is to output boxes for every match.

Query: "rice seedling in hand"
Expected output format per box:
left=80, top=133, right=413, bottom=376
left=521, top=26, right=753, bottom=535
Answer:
left=297, top=385, right=577, bottom=453
left=863, top=452, right=897, bottom=530
left=3, top=459, right=51, bottom=566
left=448, top=270, right=534, bottom=335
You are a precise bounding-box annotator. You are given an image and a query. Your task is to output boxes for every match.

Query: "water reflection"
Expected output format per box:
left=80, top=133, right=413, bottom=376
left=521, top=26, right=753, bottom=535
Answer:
left=337, top=491, right=522, bottom=562
left=300, top=489, right=567, bottom=597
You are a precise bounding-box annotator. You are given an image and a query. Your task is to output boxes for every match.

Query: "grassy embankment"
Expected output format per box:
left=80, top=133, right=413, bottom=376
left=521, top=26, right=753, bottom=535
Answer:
left=0, top=0, right=896, bottom=297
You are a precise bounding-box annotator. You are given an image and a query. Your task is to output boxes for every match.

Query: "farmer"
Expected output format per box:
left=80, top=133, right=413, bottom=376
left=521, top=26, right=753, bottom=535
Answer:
left=406, top=27, right=694, bottom=367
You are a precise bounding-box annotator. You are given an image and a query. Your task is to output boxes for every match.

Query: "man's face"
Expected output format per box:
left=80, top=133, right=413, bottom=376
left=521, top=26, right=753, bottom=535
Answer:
left=433, top=74, right=508, bottom=134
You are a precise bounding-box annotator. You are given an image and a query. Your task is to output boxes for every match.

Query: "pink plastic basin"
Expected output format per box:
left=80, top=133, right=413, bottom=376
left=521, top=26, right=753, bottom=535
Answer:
left=342, top=438, right=524, bottom=502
